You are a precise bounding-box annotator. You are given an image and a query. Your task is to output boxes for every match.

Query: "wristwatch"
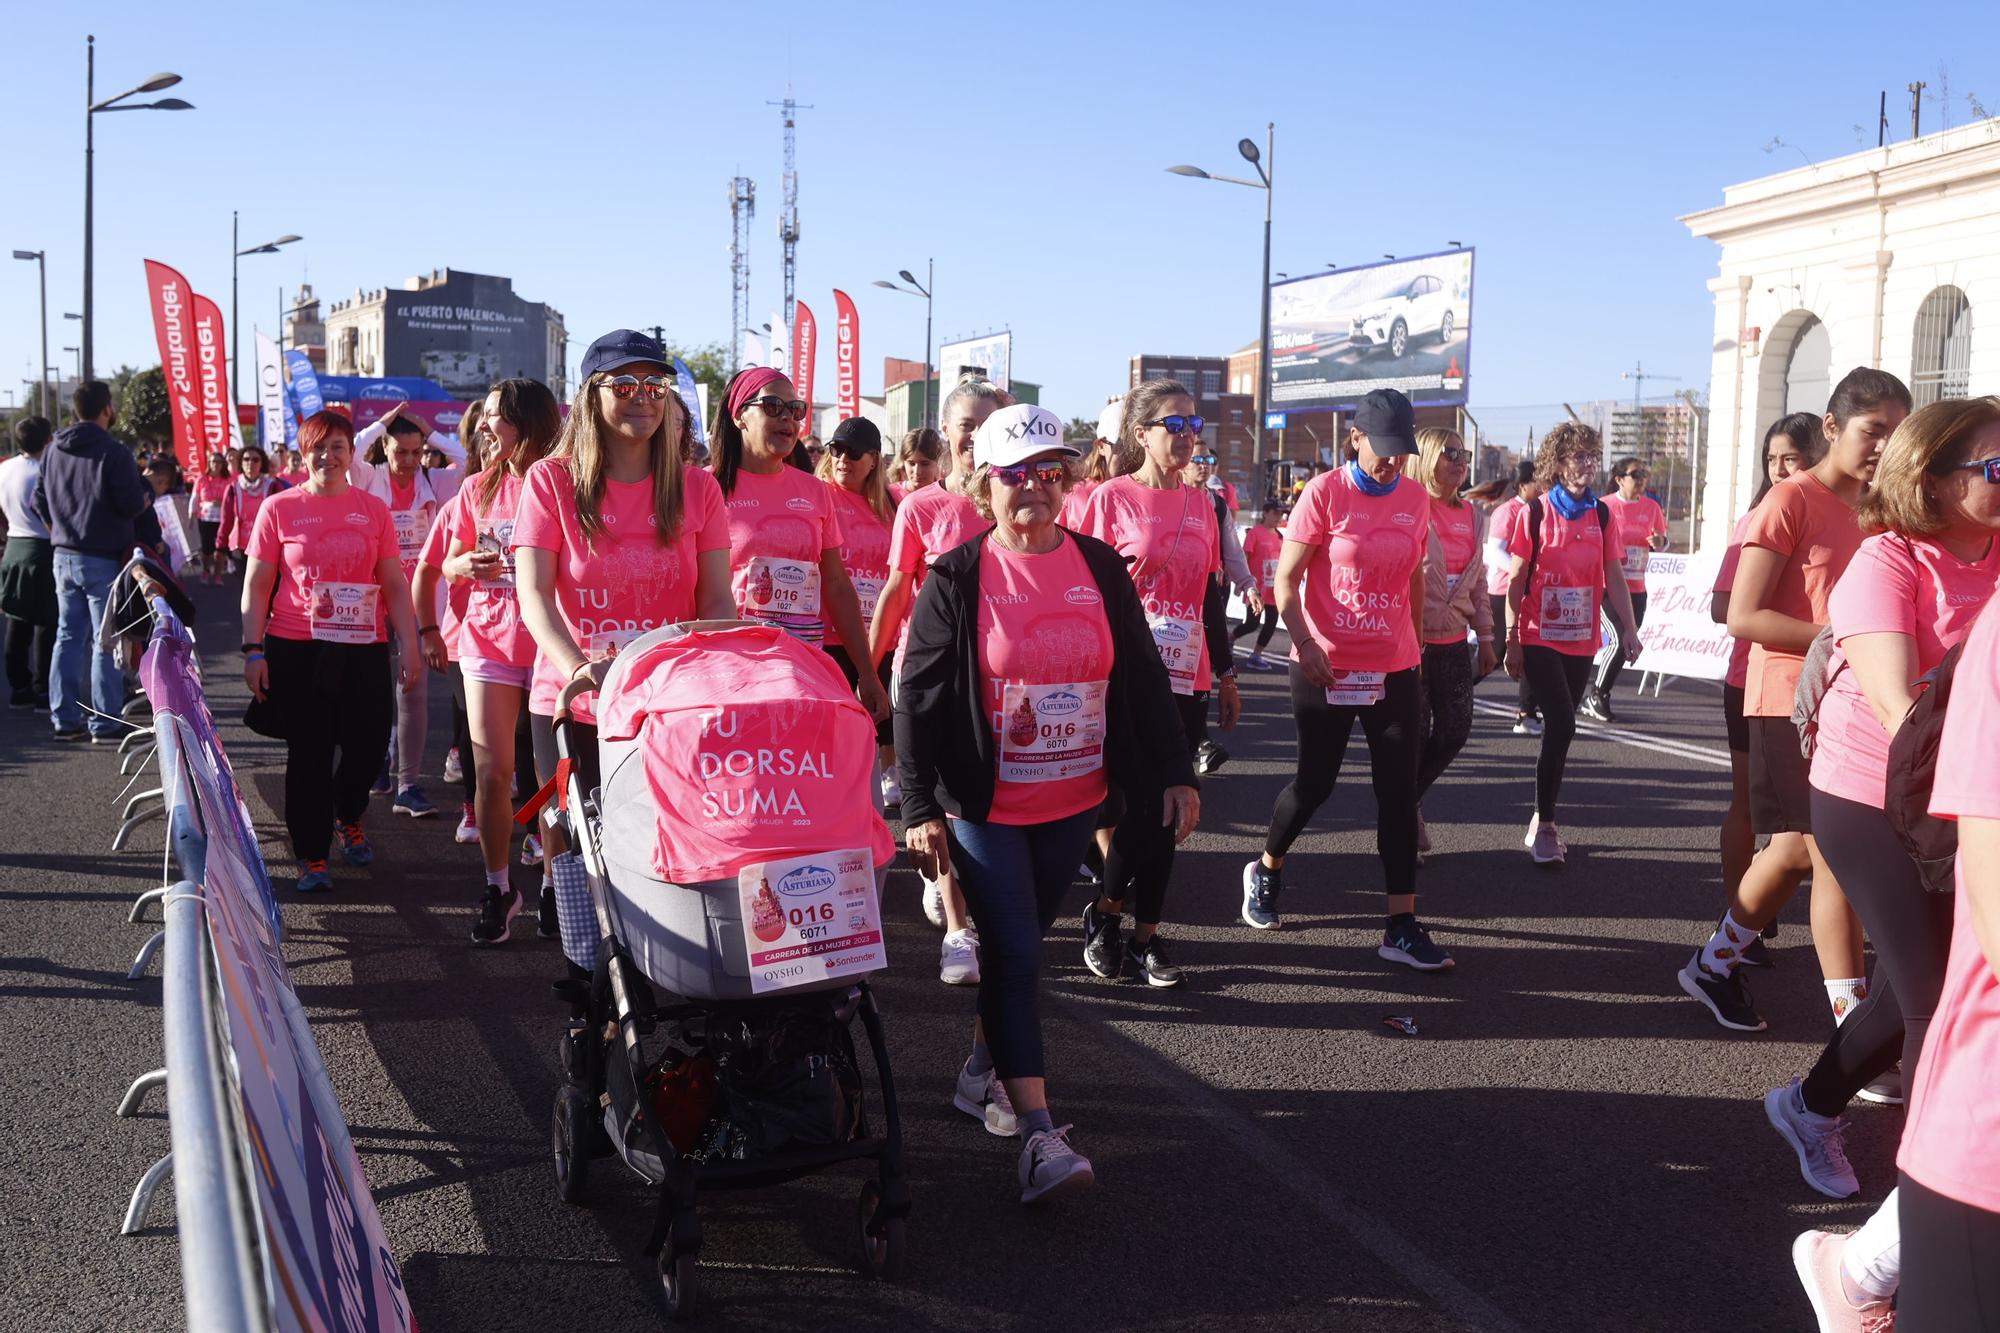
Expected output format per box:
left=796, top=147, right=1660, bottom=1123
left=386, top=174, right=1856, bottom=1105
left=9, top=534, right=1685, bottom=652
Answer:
left=240, top=641, right=263, bottom=654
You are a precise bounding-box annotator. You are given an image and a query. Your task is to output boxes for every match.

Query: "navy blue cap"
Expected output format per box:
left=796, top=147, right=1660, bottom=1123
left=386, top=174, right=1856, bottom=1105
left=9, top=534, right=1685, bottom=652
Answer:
left=1352, top=388, right=1418, bottom=456
left=580, top=328, right=669, bottom=382
left=828, top=417, right=883, bottom=453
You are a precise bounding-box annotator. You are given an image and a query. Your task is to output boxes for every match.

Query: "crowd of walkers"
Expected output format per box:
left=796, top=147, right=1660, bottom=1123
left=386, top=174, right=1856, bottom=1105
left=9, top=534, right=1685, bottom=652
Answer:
left=9, top=350, right=1998, bottom=1321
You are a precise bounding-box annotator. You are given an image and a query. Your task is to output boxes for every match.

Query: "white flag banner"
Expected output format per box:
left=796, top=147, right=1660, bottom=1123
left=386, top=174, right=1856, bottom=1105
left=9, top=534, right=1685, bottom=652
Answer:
left=255, top=331, right=288, bottom=452
left=740, top=330, right=768, bottom=369
left=768, top=310, right=790, bottom=375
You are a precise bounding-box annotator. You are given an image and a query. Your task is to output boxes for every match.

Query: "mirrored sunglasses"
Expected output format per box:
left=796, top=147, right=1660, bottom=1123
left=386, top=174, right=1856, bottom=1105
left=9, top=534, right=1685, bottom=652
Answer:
left=599, top=374, right=671, bottom=401
left=991, top=459, right=1069, bottom=488
left=1144, top=414, right=1207, bottom=437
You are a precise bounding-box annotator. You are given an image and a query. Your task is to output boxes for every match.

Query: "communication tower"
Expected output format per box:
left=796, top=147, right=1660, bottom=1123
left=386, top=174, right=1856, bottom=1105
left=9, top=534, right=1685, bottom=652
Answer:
left=768, top=91, right=811, bottom=331
left=728, top=175, right=756, bottom=374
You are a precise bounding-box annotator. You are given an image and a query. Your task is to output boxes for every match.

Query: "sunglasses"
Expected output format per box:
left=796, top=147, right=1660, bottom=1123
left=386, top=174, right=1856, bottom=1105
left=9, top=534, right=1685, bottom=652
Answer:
left=598, top=374, right=671, bottom=401
left=1143, top=414, right=1206, bottom=437
left=991, top=459, right=1069, bottom=488
left=1620, top=470, right=1650, bottom=481
left=742, top=395, right=810, bottom=422
left=1439, top=447, right=1472, bottom=464
left=828, top=440, right=879, bottom=460
left=1954, top=456, right=2000, bottom=483
left=1191, top=454, right=1217, bottom=465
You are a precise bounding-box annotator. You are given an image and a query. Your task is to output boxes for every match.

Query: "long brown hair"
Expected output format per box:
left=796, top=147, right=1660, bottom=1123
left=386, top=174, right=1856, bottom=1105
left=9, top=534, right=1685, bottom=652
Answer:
left=1856, top=396, right=2000, bottom=537
left=1116, top=378, right=1193, bottom=476
left=815, top=441, right=897, bottom=526
left=474, top=378, right=560, bottom=513
left=560, top=372, right=694, bottom=547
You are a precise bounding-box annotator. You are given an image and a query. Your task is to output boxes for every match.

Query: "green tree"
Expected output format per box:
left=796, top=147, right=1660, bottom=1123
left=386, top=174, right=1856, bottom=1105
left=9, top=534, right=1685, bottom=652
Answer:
left=1065, top=416, right=1097, bottom=444
left=118, top=367, right=173, bottom=451
left=662, top=341, right=730, bottom=430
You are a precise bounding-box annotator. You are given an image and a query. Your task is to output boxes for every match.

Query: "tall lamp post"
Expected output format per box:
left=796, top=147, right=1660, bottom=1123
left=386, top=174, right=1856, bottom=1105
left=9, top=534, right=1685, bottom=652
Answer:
left=1169, top=123, right=1275, bottom=481
left=232, top=214, right=301, bottom=410
left=83, top=35, right=192, bottom=382
left=11, top=250, right=50, bottom=423
left=873, top=260, right=934, bottom=432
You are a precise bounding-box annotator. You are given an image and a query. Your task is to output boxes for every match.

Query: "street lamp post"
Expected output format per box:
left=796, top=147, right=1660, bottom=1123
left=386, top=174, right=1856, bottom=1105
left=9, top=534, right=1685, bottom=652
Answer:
left=1169, top=123, right=1274, bottom=481
left=873, top=260, right=934, bottom=432
left=231, top=213, right=302, bottom=410
left=83, top=34, right=192, bottom=383
left=11, top=250, right=50, bottom=423
left=63, top=346, right=82, bottom=382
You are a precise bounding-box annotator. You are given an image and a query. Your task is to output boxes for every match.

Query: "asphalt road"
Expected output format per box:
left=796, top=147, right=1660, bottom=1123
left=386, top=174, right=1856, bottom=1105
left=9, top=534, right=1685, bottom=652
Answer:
left=0, top=585, right=1901, bottom=1332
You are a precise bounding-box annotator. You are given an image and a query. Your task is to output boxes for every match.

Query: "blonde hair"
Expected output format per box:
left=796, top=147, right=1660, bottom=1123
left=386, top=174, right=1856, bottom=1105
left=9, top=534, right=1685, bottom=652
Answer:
left=558, top=373, right=695, bottom=547
left=1856, top=395, right=2000, bottom=537
left=1405, top=427, right=1466, bottom=503
left=815, top=441, right=897, bottom=526
left=1532, top=421, right=1602, bottom=490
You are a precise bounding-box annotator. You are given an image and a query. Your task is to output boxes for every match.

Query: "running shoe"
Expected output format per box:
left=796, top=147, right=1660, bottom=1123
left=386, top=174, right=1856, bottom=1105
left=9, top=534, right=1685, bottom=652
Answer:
left=470, top=884, right=522, bottom=947
left=1195, top=739, right=1230, bottom=776
left=1241, top=859, right=1282, bottom=930
left=1792, top=1229, right=1896, bottom=1333
left=1740, top=935, right=1775, bottom=969
left=879, top=768, right=902, bottom=815
left=1379, top=918, right=1455, bottom=971
left=1525, top=814, right=1566, bottom=867
left=952, top=1060, right=1019, bottom=1138
left=520, top=832, right=543, bottom=866
left=1677, top=954, right=1768, bottom=1032
left=1855, top=1065, right=1903, bottom=1106
left=1510, top=714, right=1544, bottom=737
left=89, top=730, right=122, bottom=745
left=52, top=725, right=88, bottom=742
left=454, top=804, right=480, bottom=844
left=939, top=928, right=980, bottom=986
left=393, top=786, right=438, bottom=819
left=1123, top=935, right=1184, bottom=988
left=1018, top=1125, right=1094, bottom=1204
left=441, top=746, right=463, bottom=785
left=537, top=883, right=559, bottom=940
left=1082, top=902, right=1122, bottom=979
left=1578, top=689, right=1614, bottom=723
left=1244, top=653, right=1277, bottom=672
left=296, top=859, right=333, bottom=894
left=335, top=820, right=374, bottom=866
left=920, top=871, right=946, bottom=928
left=370, top=761, right=393, bottom=796
left=1765, top=1079, right=1860, bottom=1199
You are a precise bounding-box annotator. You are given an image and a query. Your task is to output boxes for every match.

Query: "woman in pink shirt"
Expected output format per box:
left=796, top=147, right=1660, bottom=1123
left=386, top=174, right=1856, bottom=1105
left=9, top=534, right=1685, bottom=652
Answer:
left=1582, top=457, right=1669, bottom=721
left=815, top=416, right=901, bottom=810
left=216, top=445, right=287, bottom=573
left=439, top=377, right=562, bottom=945
left=239, top=411, right=420, bottom=893
left=895, top=427, right=945, bottom=492
left=1232, top=504, right=1286, bottom=669
left=192, top=452, right=231, bottom=585
left=1471, top=460, right=1543, bottom=735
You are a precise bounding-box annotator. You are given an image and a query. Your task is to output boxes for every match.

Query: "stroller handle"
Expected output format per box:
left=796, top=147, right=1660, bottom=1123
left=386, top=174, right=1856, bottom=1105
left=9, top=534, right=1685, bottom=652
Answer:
left=552, top=618, right=764, bottom=760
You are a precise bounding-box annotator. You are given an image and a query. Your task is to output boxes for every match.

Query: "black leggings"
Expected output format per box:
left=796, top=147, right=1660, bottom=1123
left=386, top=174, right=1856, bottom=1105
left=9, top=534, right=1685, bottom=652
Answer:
left=1799, top=788, right=1956, bottom=1118
left=1594, top=590, right=1646, bottom=695
left=1521, top=645, right=1592, bottom=821
left=1491, top=593, right=1537, bottom=717
left=1417, top=641, right=1476, bottom=798
left=265, top=636, right=394, bottom=861
left=1263, top=663, right=1421, bottom=896
left=1101, top=691, right=1205, bottom=927
left=1233, top=603, right=1279, bottom=650
left=1898, top=1174, right=2000, bottom=1331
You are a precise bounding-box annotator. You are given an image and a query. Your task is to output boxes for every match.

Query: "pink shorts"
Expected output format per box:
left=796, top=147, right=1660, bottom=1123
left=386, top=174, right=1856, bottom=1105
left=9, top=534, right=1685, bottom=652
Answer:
left=461, top=656, right=533, bottom=690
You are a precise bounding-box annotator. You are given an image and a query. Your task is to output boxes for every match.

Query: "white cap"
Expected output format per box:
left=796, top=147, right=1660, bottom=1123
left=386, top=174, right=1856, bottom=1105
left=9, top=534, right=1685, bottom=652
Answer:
left=1095, top=399, right=1124, bottom=445
left=973, top=404, right=1079, bottom=469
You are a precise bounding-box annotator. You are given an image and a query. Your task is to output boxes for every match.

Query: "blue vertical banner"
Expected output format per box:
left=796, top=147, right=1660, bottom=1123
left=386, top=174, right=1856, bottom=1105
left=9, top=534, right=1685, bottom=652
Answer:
left=284, top=349, right=324, bottom=416
left=673, top=357, right=709, bottom=454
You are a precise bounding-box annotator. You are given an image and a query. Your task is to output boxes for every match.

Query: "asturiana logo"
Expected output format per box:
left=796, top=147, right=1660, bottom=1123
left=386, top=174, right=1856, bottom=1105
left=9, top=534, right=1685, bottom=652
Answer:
left=786, top=496, right=817, bottom=512
left=1037, top=689, right=1084, bottom=717
left=1391, top=511, right=1418, bottom=526
left=1152, top=620, right=1191, bottom=645
left=1063, top=585, right=1102, bottom=606
left=773, top=563, right=809, bottom=588
left=777, top=864, right=836, bottom=898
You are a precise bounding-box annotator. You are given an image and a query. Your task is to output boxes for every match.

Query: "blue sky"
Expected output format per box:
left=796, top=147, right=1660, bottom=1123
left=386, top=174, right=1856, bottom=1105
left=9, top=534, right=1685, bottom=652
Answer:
left=4, top=0, right=1997, bottom=444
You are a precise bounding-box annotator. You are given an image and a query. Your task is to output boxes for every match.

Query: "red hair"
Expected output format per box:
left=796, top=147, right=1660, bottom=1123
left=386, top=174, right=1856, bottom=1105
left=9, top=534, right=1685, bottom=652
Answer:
left=296, top=409, right=355, bottom=454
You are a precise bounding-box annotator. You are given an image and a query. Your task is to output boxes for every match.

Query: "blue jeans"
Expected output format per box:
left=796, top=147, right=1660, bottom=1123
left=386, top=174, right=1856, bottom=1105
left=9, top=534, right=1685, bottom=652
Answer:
left=50, top=550, right=123, bottom=736
left=945, top=806, right=1099, bottom=1081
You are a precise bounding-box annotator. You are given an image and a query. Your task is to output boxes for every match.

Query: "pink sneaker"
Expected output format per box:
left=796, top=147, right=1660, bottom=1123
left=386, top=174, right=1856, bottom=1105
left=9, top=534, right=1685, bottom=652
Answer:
left=1792, top=1230, right=1894, bottom=1332
left=454, top=804, right=480, bottom=845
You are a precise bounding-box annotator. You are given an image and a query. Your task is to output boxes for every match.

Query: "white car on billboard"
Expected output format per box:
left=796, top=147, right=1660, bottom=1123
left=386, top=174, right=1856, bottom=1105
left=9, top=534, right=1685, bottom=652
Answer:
left=1348, top=273, right=1456, bottom=360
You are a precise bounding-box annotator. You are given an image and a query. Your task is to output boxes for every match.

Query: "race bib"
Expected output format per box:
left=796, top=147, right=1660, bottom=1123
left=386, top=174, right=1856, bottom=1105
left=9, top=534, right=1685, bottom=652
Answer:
left=998, top=680, right=1107, bottom=784
left=198, top=501, right=222, bottom=524
left=310, top=581, right=379, bottom=644
left=744, top=555, right=821, bottom=618
left=852, top=572, right=885, bottom=625
left=1623, top=545, right=1650, bottom=579
left=1324, top=670, right=1386, bottom=707
left=476, top=518, right=515, bottom=587
left=392, top=507, right=430, bottom=564
left=739, top=848, right=885, bottom=994
left=1146, top=612, right=1202, bottom=695
left=1445, top=565, right=1470, bottom=598
left=1539, top=584, right=1593, bottom=641
left=1261, top=558, right=1279, bottom=589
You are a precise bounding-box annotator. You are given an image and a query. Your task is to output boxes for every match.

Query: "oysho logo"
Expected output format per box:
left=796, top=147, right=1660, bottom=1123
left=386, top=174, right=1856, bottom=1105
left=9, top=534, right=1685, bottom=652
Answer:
left=1063, top=585, right=1102, bottom=606
left=777, top=864, right=836, bottom=898
left=1037, top=689, right=1084, bottom=717
left=984, top=591, right=1029, bottom=605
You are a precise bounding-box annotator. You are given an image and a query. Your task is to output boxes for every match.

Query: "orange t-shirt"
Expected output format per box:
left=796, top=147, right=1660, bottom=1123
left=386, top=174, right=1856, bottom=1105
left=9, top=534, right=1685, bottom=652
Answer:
left=1738, top=471, right=1863, bottom=717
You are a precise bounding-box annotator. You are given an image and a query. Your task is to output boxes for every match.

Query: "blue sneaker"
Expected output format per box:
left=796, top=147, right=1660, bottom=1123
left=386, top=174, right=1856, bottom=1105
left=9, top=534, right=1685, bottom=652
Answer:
left=1241, top=859, right=1282, bottom=930
left=370, top=760, right=393, bottom=796
left=335, top=820, right=374, bottom=866
left=296, top=859, right=333, bottom=893
left=393, top=786, right=438, bottom=819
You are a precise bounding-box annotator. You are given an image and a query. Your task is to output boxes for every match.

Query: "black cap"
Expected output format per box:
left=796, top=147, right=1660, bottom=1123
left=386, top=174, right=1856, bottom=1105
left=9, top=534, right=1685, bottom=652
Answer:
left=829, top=417, right=883, bottom=454
left=580, top=329, right=669, bottom=382
left=1351, top=388, right=1418, bottom=456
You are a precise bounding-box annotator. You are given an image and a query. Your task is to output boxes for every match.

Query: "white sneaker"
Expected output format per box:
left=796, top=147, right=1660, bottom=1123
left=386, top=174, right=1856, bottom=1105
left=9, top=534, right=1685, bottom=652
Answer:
left=1512, top=714, right=1544, bottom=737
left=940, top=928, right=980, bottom=986
left=879, top=768, right=902, bottom=812
left=520, top=832, right=544, bottom=866
left=951, top=1060, right=1018, bottom=1137
left=453, top=804, right=480, bottom=845
left=1765, top=1079, right=1861, bottom=1199
left=1525, top=815, right=1566, bottom=867
left=442, top=746, right=463, bottom=784
left=1018, top=1125, right=1094, bottom=1204
left=920, top=872, right=946, bottom=928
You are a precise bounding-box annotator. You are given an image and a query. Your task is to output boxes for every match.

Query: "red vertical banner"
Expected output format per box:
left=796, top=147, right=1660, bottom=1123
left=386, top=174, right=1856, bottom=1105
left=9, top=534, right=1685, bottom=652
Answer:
left=832, top=289, right=859, bottom=423
left=190, top=293, right=237, bottom=461
left=142, top=260, right=205, bottom=472
left=791, top=299, right=818, bottom=413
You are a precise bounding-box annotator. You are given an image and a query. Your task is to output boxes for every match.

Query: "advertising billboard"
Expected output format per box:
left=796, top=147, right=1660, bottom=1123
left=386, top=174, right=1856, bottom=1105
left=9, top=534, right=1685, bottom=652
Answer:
left=937, top=331, right=1012, bottom=394
left=378, top=271, right=558, bottom=399
left=1268, top=248, right=1474, bottom=411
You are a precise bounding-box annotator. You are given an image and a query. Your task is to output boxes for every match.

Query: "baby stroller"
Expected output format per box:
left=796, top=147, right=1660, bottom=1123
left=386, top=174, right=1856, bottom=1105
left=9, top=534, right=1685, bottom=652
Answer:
left=544, top=621, right=909, bottom=1321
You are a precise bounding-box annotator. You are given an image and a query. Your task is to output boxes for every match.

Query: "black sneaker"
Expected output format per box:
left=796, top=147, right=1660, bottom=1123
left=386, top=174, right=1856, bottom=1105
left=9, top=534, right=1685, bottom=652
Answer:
left=1195, top=739, right=1230, bottom=776
left=1740, top=935, right=1775, bottom=969
left=52, top=725, right=88, bottom=742
left=1378, top=917, right=1455, bottom=972
left=1577, top=689, right=1614, bottom=724
left=1856, top=1065, right=1903, bottom=1106
left=1082, top=902, right=1122, bottom=979
left=1124, top=934, right=1184, bottom=988
left=8, top=688, right=34, bottom=709
left=1677, top=954, right=1767, bottom=1032
left=537, top=883, right=559, bottom=940
left=471, top=884, right=522, bottom=947
left=1241, top=859, right=1282, bottom=930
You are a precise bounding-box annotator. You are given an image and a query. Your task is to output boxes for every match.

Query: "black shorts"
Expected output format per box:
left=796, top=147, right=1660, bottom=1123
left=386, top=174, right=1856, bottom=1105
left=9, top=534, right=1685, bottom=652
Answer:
left=1748, top=715, right=1811, bottom=836
left=198, top=520, right=220, bottom=555
left=1722, top=683, right=1748, bottom=754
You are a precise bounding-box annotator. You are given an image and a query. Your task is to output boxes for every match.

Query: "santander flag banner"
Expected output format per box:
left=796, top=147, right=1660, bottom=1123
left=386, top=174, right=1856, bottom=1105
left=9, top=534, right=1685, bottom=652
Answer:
left=791, top=299, right=818, bottom=411
left=190, top=292, right=237, bottom=459
left=833, top=289, right=859, bottom=422
left=254, top=331, right=288, bottom=450
left=142, top=260, right=206, bottom=471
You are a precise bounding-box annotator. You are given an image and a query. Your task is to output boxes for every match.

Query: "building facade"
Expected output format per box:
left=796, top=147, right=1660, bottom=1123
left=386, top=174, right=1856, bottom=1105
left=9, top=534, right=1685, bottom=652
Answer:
left=1128, top=353, right=1255, bottom=489
left=325, top=269, right=568, bottom=401
left=1682, top=118, right=1999, bottom=551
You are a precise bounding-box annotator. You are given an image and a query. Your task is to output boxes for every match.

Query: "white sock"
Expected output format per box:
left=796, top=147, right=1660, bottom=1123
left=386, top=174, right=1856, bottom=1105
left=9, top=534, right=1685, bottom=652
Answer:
left=1825, top=977, right=1869, bottom=1024
left=1699, top=913, right=1757, bottom=977
left=485, top=868, right=509, bottom=890
left=1841, top=1190, right=1900, bottom=1304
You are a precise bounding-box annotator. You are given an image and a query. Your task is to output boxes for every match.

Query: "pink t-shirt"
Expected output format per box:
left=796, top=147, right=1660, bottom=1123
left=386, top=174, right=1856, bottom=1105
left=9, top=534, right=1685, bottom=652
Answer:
left=448, top=471, right=535, bottom=670
left=1242, top=525, right=1284, bottom=600
left=826, top=483, right=894, bottom=645
left=382, top=472, right=437, bottom=584
left=1809, top=532, right=2000, bottom=807
left=193, top=475, right=230, bottom=525
left=1900, top=600, right=2000, bottom=1213
left=1485, top=496, right=1527, bottom=597
left=512, top=459, right=732, bottom=724
left=886, top=481, right=987, bottom=668
left=1076, top=475, right=1222, bottom=692
left=1741, top=471, right=1864, bottom=717
left=247, top=486, right=399, bottom=643
left=1713, top=509, right=1757, bottom=690
left=418, top=490, right=470, bottom=662
left=1280, top=467, right=1427, bottom=674
left=1605, top=492, right=1667, bottom=590
left=721, top=466, right=843, bottom=645
left=975, top=536, right=1115, bottom=825
left=1059, top=478, right=1102, bottom=529
left=1507, top=496, right=1609, bottom=657
left=1429, top=497, right=1478, bottom=580
left=227, top=476, right=282, bottom=551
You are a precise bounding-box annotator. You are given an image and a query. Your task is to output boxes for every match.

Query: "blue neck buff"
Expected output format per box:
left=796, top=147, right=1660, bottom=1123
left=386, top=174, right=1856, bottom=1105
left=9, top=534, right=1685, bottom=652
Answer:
left=1346, top=460, right=1399, bottom=498
left=1547, top=484, right=1597, bottom=521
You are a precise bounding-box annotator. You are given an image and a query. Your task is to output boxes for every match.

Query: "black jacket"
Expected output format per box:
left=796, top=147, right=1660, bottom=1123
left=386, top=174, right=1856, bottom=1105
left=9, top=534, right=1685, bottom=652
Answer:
left=895, top=527, right=1200, bottom=826
left=32, top=422, right=149, bottom=558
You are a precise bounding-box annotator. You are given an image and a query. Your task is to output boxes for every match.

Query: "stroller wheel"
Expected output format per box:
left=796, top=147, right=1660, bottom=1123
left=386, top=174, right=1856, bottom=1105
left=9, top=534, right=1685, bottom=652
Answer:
left=657, top=1248, right=698, bottom=1321
left=856, top=1179, right=907, bottom=1282
left=552, top=1086, right=593, bottom=1205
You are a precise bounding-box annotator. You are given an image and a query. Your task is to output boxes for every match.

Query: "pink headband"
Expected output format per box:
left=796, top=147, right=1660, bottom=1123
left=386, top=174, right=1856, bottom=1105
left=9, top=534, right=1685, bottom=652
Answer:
left=727, top=367, right=787, bottom=419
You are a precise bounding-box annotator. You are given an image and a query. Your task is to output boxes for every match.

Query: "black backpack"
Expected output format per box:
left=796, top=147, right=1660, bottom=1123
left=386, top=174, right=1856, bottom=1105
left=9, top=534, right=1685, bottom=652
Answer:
left=1883, top=637, right=1966, bottom=894
left=1522, top=495, right=1612, bottom=591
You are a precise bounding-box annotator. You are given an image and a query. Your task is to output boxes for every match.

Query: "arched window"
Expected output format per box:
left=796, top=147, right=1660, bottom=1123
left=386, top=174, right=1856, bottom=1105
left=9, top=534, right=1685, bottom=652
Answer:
left=1783, top=315, right=1831, bottom=416
left=1912, top=286, right=1973, bottom=408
